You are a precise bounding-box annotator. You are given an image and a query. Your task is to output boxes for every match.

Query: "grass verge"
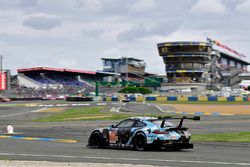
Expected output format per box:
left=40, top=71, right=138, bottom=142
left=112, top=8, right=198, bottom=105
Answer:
left=0, top=157, right=9, bottom=160
left=35, top=106, right=173, bottom=122
left=192, top=132, right=250, bottom=142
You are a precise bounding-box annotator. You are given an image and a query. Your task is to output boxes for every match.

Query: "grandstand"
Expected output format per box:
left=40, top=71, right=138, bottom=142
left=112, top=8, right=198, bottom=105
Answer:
left=158, top=38, right=250, bottom=92
left=16, top=67, right=118, bottom=97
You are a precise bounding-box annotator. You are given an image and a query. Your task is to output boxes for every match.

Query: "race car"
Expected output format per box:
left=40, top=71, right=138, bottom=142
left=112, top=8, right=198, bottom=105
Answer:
left=120, top=94, right=130, bottom=102
left=120, top=98, right=130, bottom=103
left=88, top=116, right=200, bottom=151
left=0, top=97, right=11, bottom=102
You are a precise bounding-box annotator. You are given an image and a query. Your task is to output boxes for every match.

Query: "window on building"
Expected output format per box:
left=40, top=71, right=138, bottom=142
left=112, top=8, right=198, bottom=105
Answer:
left=229, top=60, right=235, bottom=67
left=193, top=63, right=203, bottom=69
left=182, top=63, right=192, bottom=69
left=237, top=62, right=241, bottom=68
left=104, top=61, right=112, bottom=66
left=221, top=58, right=227, bottom=65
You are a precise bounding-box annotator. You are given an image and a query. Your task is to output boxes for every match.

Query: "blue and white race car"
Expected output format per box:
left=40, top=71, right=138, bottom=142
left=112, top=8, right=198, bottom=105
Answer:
left=88, top=116, right=200, bottom=151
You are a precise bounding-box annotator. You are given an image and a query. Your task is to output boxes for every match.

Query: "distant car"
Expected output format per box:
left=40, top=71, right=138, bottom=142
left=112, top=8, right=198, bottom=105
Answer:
left=88, top=116, right=200, bottom=151
left=121, top=95, right=130, bottom=102
left=121, top=98, right=130, bottom=102
left=0, top=97, right=11, bottom=102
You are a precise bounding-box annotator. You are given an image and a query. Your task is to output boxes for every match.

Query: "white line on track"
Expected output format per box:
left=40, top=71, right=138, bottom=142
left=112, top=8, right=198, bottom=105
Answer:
left=71, top=103, right=90, bottom=106
left=55, top=104, right=69, bottom=107
left=97, top=103, right=107, bottom=106
left=0, top=108, right=47, bottom=118
left=148, top=103, right=165, bottom=112
left=0, top=152, right=249, bottom=166
left=38, top=104, right=54, bottom=107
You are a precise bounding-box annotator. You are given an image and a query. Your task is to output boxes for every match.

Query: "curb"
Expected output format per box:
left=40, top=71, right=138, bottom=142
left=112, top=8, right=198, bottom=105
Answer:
left=0, top=135, right=78, bottom=143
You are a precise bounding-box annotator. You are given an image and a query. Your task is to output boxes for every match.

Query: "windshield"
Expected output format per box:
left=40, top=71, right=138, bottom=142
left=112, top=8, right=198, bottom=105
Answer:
left=151, top=120, right=175, bottom=128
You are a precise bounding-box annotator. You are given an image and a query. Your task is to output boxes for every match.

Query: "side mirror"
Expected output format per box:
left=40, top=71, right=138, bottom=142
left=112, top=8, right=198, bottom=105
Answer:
left=111, top=125, right=115, bottom=128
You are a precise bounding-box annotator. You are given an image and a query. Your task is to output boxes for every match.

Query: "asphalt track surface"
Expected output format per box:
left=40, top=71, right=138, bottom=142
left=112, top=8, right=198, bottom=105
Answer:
left=0, top=101, right=250, bottom=167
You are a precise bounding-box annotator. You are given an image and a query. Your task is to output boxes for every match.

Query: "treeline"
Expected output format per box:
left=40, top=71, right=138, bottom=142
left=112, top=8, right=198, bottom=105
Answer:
left=119, top=86, right=152, bottom=94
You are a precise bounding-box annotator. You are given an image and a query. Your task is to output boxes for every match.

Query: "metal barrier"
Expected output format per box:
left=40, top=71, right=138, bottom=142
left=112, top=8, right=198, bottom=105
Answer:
left=235, top=97, right=243, bottom=102
left=103, top=95, right=249, bottom=102
left=198, top=96, right=208, bottom=101
left=167, top=96, right=177, bottom=101
left=244, top=97, right=248, bottom=102
left=156, top=96, right=168, bottom=102
left=136, top=96, right=144, bottom=102
left=188, top=96, right=198, bottom=101
left=208, top=96, right=217, bottom=101
left=217, top=97, right=227, bottom=102
left=106, top=97, right=112, bottom=102
left=145, top=96, right=156, bottom=101
left=177, top=96, right=188, bottom=101
left=227, top=96, right=235, bottom=102
left=111, top=97, right=118, bottom=101
left=129, top=96, right=136, bottom=101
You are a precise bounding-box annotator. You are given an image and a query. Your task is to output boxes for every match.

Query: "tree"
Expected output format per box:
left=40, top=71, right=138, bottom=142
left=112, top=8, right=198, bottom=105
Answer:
left=119, top=86, right=152, bottom=94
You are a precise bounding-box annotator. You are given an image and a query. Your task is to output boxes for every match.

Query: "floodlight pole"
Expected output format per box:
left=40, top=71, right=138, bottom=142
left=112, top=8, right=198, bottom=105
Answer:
left=126, top=57, right=128, bottom=84
left=0, top=55, right=3, bottom=73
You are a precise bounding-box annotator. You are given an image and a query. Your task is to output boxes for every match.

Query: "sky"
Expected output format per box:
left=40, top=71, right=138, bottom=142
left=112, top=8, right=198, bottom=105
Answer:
left=0, top=0, right=250, bottom=74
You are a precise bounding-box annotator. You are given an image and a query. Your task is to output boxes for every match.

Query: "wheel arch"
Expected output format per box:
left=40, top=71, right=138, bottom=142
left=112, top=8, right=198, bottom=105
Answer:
left=88, top=130, right=104, bottom=146
left=132, top=130, right=147, bottom=151
left=131, top=130, right=147, bottom=143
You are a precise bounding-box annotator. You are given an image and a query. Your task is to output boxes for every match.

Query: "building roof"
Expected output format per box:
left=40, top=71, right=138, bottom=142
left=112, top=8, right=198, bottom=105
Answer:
left=101, top=57, right=144, bottom=62
left=216, top=49, right=250, bottom=65
left=96, top=71, right=120, bottom=76
left=157, top=41, right=211, bottom=47
left=17, top=67, right=96, bottom=75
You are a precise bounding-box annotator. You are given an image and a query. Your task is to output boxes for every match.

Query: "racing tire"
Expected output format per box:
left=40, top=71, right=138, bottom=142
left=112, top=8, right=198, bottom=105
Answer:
left=133, top=133, right=147, bottom=151
left=88, top=131, right=105, bottom=148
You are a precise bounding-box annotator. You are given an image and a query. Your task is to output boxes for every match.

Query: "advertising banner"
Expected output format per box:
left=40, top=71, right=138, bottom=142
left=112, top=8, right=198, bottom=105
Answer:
left=0, top=72, right=7, bottom=90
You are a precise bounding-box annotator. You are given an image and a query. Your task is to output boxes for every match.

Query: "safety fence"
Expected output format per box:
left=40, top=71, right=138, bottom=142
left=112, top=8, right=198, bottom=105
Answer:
left=102, top=96, right=250, bottom=102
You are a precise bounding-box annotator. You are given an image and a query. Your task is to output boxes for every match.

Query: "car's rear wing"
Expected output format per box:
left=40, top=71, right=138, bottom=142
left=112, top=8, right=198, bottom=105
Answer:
left=156, top=116, right=200, bottom=128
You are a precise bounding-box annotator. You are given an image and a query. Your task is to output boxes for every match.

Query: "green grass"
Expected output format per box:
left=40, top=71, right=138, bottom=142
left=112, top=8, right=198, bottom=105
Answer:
left=192, top=132, right=250, bottom=142
left=36, top=106, right=105, bottom=122
left=148, top=101, right=250, bottom=105
left=0, top=103, right=28, bottom=107
left=0, top=157, right=9, bottom=160
left=35, top=106, right=173, bottom=122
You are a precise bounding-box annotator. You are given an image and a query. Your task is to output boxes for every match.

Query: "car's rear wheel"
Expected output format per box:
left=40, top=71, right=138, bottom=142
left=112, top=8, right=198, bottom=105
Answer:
left=89, top=131, right=104, bottom=148
left=133, top=133, right=146, bottom=151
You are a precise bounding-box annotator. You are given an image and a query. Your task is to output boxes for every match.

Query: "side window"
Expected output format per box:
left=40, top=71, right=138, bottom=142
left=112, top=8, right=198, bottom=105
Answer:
left=116, top=120, right=134, bottom=128
left=134, top=121, right=146, bottom=128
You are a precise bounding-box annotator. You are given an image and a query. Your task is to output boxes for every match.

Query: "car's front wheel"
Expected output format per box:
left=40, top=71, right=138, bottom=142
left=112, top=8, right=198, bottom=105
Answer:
left=133, top=133, right=146, bottom=151
left=88, top=131, right=105, bottom=148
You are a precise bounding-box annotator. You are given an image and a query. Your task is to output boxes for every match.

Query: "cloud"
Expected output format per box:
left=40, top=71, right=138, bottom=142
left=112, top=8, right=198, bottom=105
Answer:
left=236, top=0, right=250, bottom=14
left=76, top=0, right=103, bottom=13
left=117, top=19, right=182, bottom=41
left=0, top=0, right=249, bottom=74
left=58, top=59, right=78, bottom=68
left=129, top=0, right=155, bottom=13
left=221, top=0, right=245, bottom=10
left=190, top=0, right=227, bottom=14
left=22, top=13, right=61, bottom=30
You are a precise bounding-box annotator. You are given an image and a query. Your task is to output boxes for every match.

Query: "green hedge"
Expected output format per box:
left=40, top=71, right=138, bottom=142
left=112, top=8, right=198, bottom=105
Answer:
left=119, top=86, right=152, bottom=94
